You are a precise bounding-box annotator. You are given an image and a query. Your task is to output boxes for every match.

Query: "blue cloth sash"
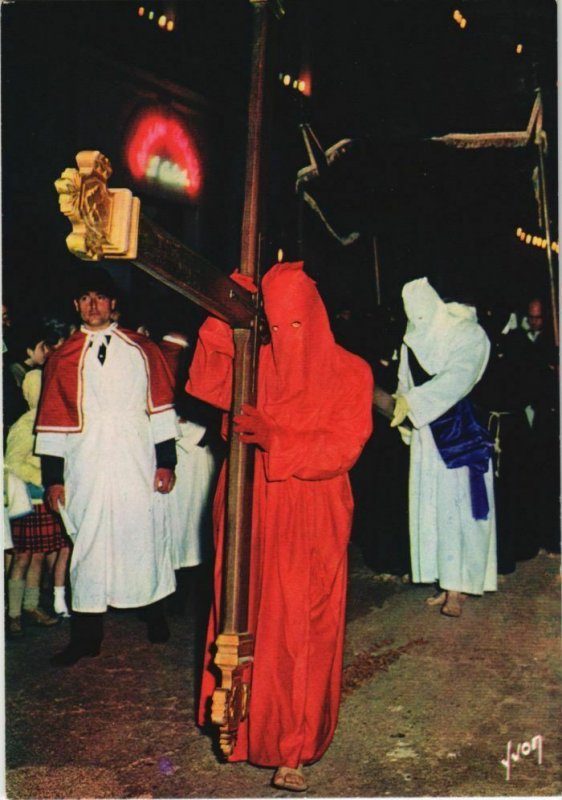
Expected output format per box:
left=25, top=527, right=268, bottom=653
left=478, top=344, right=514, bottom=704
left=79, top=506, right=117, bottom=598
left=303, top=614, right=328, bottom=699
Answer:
left=429, top=397, right=494, bottom=520
left=406, top=347, right=494, bottom=520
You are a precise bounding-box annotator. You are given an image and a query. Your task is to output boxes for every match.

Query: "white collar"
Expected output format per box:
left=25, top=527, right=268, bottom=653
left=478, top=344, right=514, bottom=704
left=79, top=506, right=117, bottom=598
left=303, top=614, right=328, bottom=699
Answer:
left=81, top=322, right=118, bottom=341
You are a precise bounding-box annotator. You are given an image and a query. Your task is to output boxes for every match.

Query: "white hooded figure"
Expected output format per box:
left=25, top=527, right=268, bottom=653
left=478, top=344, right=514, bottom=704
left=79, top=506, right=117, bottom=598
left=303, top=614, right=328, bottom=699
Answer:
left=156, top=333, right=217, bottom=571
left=392, top=278, right=497, bottom=617
left=160, top=417, right=216, bottom=570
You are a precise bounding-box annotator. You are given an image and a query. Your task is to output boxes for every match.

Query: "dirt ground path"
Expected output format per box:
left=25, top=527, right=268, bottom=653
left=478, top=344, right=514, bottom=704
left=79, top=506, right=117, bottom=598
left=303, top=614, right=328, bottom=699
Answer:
left=4, top=547, right=561, bottom=799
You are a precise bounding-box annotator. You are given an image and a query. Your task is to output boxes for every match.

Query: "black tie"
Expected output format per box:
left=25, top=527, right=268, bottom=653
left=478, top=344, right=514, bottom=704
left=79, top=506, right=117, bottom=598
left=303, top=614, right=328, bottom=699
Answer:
left=97, top=336, right=110, bottom=365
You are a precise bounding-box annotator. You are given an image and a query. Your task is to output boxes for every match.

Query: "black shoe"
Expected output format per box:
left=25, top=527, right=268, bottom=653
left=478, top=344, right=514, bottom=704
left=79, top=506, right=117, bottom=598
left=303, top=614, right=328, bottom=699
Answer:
left=166, top=592, right=185, bottom=618
left=147, top=615, right=170, bottom=644
left=50, top=643, right=101, bottom=667
left=6, top=616, right=24, bottom=639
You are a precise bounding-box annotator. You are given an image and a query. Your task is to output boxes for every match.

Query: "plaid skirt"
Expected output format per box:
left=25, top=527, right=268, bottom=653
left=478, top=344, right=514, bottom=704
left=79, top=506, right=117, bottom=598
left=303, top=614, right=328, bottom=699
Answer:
left=10, top=503, right=70, bottom=553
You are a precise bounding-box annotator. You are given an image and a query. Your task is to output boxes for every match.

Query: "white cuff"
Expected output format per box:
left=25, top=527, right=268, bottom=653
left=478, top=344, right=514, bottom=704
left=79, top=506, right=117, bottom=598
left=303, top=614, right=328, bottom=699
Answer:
left=34, top=432, right=67, bottom=458
left=177, top=420, right=206, bottom=453
left=150, top=408, right=181, bottom=444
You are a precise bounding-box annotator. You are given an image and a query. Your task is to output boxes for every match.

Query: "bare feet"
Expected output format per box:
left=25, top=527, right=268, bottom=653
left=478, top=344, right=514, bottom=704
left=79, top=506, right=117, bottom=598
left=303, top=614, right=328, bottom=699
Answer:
left=441, top=591, right=467, bottom=617
left=425, top=590, right=447, bottom=607
left=272, top=765, right=308, bottom=792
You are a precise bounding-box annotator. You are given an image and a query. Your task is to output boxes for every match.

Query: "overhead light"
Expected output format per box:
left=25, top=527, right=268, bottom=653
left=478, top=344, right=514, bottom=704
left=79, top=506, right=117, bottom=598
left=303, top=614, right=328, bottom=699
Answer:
left=158, top=14, right=166, bottom=27
left=516, top=43, right=523, bottom=54
left=166, top=19, right=174, bottom=31
left=517, top=227, right=559, bottom=252
left=138, top=6, right=145, bottom=16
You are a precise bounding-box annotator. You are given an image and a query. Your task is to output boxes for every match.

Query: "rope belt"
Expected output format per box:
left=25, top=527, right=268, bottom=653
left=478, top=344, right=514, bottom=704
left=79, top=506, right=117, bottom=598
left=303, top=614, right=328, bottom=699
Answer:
left=487, top=411, right=512, bottom=478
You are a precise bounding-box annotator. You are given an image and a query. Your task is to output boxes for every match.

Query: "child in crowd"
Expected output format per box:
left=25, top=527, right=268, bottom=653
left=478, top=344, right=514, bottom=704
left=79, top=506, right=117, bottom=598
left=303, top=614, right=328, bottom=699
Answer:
left=5, top=369, right=71, bottom=638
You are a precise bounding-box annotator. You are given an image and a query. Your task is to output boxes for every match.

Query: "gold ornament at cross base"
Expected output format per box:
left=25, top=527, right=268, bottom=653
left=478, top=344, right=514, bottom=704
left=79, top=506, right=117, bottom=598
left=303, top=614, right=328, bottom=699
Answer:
left=54, top=150, right=140, bottom=261
left=211, top=632, right=253, bottom=756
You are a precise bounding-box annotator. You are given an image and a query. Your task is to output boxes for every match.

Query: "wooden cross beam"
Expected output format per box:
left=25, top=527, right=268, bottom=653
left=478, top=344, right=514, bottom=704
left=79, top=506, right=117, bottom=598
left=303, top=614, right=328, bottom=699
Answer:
left=55, top=148, right=260, bottom=756
left=54, top=0, right=275, bottom=759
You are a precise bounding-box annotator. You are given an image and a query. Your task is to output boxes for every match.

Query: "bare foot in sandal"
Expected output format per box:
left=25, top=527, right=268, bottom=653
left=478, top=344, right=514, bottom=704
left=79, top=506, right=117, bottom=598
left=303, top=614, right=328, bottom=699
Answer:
left=425, top=590, right=446, bottom=607
left=272, top=765, right=308, bottom=792
left=441, top=591, right=467, bottom=617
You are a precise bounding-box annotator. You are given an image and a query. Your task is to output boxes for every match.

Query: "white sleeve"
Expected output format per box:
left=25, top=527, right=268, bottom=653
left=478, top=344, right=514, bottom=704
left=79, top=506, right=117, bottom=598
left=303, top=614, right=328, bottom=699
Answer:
left=150, top=408, right=181, bottom=444
left=405, top=325, right=490, bottom=429
left=396, top=343, right=412, bottom=395
left=34, top=432, right=68, bottom=458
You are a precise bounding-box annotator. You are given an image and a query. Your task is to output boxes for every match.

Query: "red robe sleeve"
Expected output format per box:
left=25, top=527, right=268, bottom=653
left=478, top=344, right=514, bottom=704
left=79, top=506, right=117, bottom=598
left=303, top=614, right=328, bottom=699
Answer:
left=263, top=357, right=374, bottom=482
left=185, top=317, right=234, bottom=412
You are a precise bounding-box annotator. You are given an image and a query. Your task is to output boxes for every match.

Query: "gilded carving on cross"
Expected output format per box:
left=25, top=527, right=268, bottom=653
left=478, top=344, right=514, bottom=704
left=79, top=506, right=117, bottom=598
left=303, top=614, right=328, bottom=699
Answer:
left=54, top=150, right=140, bottom=261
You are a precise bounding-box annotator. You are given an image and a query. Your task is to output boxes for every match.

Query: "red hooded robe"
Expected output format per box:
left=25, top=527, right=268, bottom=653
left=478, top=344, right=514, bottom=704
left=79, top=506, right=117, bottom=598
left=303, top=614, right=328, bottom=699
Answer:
left=187, top=262, right=373, bottom=768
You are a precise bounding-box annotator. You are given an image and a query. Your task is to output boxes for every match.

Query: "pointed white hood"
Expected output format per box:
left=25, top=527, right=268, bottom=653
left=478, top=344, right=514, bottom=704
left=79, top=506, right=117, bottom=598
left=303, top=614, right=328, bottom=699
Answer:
left=402, top=277, right=478, bottom=374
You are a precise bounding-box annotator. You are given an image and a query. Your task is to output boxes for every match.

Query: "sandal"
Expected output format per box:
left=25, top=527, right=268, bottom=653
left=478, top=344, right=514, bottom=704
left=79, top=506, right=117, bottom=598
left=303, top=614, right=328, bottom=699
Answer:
left=441, top=591, right=467, bottom=618
left=425, top=590, right=446, bottom=607
left=272, top=765, right=308, bottom=792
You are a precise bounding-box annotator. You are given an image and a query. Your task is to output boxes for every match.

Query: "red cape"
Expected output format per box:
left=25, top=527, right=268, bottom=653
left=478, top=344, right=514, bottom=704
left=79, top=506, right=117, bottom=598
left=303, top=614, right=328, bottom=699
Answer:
left=36, top=327, right=174, bottom=433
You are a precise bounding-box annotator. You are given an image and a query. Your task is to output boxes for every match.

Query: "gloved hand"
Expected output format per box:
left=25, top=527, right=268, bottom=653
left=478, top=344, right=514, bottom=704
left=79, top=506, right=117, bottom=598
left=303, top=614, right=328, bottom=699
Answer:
left=229, top=270, right=258, bottom=294
left=397, top=424, right=412, bottom=446
left=233, top=404, right=276, bottom=451
left=390, top=394, right=410, bottom=428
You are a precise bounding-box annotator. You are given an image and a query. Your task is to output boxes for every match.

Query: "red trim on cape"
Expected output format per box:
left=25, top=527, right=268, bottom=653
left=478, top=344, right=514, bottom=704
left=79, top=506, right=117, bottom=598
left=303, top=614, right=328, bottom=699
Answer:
left=36, top=327, right=174, bottom=434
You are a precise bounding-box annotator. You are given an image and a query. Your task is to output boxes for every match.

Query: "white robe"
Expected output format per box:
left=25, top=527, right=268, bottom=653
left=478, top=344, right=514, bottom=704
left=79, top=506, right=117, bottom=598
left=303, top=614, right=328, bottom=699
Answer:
left=162, top=420, right=216, bottom=569
left=397, top=300, right=497, bottom=596
left=36, top=332, right=177, bottom=612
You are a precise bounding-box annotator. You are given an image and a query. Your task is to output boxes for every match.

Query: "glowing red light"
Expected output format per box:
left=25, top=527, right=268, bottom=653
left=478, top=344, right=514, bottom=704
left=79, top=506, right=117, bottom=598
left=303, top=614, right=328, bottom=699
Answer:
left=125, top=110, right=202, bottom=199
left=299, top=68, right=312, bottom=97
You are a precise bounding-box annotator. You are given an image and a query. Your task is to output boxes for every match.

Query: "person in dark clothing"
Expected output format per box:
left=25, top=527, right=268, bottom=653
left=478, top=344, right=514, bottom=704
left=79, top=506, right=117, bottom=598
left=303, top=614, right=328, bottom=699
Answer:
left=505, top=299, right=559, bottom=556
left=349, top=304, right=411, bottom=580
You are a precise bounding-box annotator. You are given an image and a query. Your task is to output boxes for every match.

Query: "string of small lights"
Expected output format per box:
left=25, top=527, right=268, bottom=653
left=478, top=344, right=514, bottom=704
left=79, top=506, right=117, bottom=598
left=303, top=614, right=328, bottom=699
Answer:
left=137, top=6, right=175, bottom=32
left=516, top=227, right=559, bottom=253
left=452, top=9, right=468, bottom=30
left=278, top=73, right=309, bottom=95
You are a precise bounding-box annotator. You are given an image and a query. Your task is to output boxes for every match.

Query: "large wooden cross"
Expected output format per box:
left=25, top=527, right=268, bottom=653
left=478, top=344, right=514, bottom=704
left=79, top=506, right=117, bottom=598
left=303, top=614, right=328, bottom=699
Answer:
left=54, top=0, right=395, bottom=759
left=55, top=0, right=272, bottom=758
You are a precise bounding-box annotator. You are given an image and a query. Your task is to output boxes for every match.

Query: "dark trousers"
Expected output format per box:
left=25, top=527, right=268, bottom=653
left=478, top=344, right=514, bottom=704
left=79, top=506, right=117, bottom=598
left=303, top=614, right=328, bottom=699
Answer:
left=70, top=599, right=167, bottom=649
left=70, top=611, right=104, bottom=649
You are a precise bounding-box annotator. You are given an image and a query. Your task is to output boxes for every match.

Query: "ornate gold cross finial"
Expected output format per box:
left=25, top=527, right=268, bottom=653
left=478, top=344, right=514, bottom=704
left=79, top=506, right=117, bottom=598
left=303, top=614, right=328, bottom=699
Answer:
left=54, top=150, right=140, bottom=261
left=211, top=632, right=253, bottom=756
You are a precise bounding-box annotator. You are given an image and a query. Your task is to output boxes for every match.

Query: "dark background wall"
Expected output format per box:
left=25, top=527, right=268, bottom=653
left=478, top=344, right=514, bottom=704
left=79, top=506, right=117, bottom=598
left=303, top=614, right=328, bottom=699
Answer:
left=1, top=0, right=558, bottom=337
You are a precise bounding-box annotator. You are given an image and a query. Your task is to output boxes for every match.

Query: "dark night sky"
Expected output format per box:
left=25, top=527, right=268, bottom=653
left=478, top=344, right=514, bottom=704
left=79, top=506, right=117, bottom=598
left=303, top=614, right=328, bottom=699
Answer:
left=1, top=0, right=558, bottom=333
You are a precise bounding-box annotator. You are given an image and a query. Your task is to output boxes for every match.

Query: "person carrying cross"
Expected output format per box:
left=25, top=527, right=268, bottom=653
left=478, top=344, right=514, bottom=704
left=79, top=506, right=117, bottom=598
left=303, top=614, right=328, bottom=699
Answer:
left=187, top=260, right=374, bottom=791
